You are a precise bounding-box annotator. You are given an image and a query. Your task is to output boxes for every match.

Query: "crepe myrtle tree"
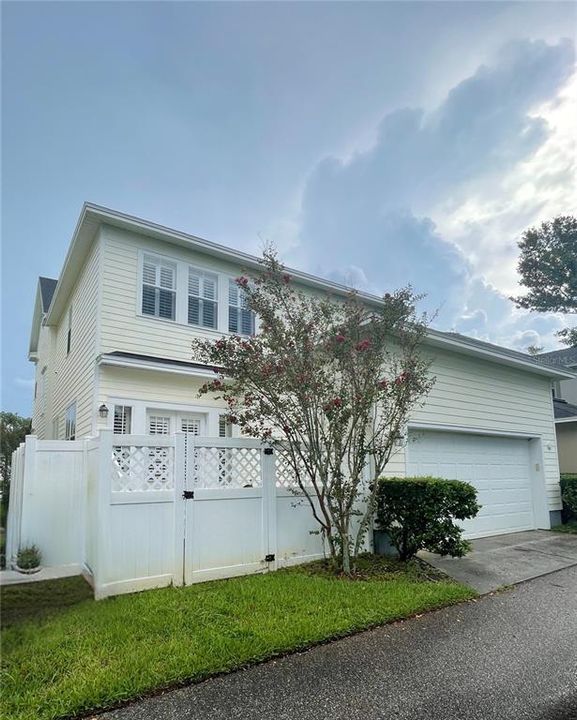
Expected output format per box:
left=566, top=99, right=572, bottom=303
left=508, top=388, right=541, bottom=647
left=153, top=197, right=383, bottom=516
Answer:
left=193, top=252, right=435, bottom=574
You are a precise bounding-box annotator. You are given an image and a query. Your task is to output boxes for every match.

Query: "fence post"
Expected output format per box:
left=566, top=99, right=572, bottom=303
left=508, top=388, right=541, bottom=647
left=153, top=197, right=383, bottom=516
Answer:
left=173, top=433, right=185, bottom=587
left=262, top=444, right=278, bottom=571
left=94, top=430, right=113, bottom=599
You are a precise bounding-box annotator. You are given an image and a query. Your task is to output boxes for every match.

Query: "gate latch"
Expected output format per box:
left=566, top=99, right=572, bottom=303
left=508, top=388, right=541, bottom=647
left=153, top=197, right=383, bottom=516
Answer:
left=264, top=553, right=275, bottom=562
left=263, top=448, right=274, bottom=455
left=182, top=490, right=195, bottom=500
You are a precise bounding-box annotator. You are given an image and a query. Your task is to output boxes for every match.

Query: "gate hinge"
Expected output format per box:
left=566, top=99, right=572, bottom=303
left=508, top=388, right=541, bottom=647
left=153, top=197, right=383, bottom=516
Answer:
left=182, top=490, right=195, bottom=500
left=263, top=448, right=274, bottom=455
left=264, top=553, right=275, bottom=562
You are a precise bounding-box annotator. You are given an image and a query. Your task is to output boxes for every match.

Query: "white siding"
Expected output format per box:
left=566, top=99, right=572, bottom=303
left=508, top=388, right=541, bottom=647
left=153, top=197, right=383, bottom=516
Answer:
left=31, top=325, right=56, bottom=439
left=403, top=347, right=562, bottom=510
left=100, top=226, right=252, bottom=362
left=51, top=239, right=100, bottom=439
left=96, top=366, right=230, bottom=437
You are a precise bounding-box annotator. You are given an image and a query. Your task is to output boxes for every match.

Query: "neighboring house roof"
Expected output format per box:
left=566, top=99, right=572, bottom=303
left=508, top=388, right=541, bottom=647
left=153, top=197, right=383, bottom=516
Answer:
left=553, top=397, right=577, bottom=421
left=38, top=277, right=58, bottom=313
left=40, top=202, right=576, bottom=381
left=537, top=346, right=577, bottom=368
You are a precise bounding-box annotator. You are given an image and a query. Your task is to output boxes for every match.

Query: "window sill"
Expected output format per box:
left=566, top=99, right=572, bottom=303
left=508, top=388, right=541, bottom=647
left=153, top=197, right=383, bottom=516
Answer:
left=136, top=311, right=253, bottom=338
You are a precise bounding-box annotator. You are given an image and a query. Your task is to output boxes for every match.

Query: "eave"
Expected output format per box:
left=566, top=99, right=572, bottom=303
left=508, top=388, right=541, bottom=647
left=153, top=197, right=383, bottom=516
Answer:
left=46, top=202, right=576, bottom=383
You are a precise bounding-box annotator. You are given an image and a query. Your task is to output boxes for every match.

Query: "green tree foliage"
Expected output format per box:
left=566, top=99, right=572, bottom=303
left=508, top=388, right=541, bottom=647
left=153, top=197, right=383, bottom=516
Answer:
left=376, top=477, right=480, bottom=561
left=1, top=412, right=32, bottom=523
left=511, top=216, right=577, bottom=346
left=193, top=251, right=434, bottom=574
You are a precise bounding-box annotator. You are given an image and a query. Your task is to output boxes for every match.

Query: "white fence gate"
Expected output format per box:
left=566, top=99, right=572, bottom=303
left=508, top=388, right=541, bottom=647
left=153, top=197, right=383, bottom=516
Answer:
left=7, top=432, right=328, bottom=598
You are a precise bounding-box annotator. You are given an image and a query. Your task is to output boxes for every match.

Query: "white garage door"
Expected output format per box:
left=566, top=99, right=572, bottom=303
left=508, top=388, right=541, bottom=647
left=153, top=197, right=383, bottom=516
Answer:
left=407, top=430, right=535, bottom=538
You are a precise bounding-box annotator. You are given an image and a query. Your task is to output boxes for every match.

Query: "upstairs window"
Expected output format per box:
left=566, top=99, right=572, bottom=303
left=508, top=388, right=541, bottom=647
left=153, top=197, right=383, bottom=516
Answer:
left=65, top=402, right=76, bottom=440
left=142, top=255, right=176, bottom=321
left=188, top=268, right=217, bottom=329
left=113, top=405, right=132, bottom=434
left=66, top=306, right=72, bottom=355
left=228, top=279, right=255, bottom=336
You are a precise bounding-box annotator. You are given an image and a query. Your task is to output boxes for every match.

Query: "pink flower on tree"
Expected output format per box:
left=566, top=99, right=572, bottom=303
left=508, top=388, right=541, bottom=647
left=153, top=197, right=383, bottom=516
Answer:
left=356, top=339, right=371, bottom=352
left=335, top=334, right=346, bottom=344
left=236, top=276, right=249, bottom=288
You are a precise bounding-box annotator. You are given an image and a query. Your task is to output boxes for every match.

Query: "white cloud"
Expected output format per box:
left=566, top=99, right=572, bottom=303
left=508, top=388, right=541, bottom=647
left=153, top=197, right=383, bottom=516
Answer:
left=285, top=39, right=576, bottom=353
left=14, top=377, right=35, bottom=389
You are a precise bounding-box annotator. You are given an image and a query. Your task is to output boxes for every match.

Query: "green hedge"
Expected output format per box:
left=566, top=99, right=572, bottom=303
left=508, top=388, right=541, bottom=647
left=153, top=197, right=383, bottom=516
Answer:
left=376, top=476, right=481, bottom=561
left=560, top=474, right=577, bottom=520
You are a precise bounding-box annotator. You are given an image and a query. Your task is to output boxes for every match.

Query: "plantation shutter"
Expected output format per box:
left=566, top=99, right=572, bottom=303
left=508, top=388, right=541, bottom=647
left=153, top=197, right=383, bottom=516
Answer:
left=142, top=256, right=176, bottom=320
left=181, top=417, right=201, bottom=435
left=219, top=414, right=232, bottom=438
left=148, top=416, right=171, bottom=434
left=113, top=406, right=132, bottom=434
left=228, top=279, right=255, bottom=335
left=188, top=268, right=217, bottom=329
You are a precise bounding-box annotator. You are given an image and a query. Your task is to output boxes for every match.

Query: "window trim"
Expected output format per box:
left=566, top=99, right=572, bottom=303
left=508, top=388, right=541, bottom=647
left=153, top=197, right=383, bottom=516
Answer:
left=140, top=252, right=177, bottom=322
left=136, top=250, right=257, bottom=335
left=187, top=265, right=218, bottom=330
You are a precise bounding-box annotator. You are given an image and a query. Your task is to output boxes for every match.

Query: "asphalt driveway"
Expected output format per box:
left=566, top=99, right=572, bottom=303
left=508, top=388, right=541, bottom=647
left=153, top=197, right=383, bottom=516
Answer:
left=100, top=565, right=577, bottom=720
left=421, top=530, right=577, bottom=593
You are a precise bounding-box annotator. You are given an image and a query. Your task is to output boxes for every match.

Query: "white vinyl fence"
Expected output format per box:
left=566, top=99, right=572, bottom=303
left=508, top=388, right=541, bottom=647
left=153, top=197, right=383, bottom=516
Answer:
left=7, top=431, right=328, bottom=598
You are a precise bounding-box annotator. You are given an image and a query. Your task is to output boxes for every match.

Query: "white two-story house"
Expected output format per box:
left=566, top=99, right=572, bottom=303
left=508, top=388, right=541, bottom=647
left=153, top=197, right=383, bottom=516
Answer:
left=28, top=203, right=574, bottom=535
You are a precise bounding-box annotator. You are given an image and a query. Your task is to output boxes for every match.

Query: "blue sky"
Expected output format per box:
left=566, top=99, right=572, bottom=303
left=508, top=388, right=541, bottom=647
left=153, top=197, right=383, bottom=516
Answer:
left=2, top=1, right=576, bottom=416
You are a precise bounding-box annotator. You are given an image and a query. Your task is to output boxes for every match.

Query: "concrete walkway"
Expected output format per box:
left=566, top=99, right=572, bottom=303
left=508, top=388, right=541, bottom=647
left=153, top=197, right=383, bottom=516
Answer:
left=421, top=529, right=577, bottom=593
left=99, top=566, right=577, bottom=720
left=0, top=565, right=81, bottom=586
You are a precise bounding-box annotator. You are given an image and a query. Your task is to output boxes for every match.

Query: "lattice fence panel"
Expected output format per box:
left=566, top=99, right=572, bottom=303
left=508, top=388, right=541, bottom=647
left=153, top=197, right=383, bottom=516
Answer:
left=192, top=446, right=262, bottom=489
left=111, top=445, right=174, bottom=492
left=276, top=448, right=308, bottom=489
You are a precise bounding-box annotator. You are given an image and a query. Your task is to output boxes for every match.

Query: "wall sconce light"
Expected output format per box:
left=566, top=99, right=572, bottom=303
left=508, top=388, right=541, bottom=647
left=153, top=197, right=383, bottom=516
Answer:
left=393, top=433, right=405, bottom=448
left=99, top=404, right=109, bottom=419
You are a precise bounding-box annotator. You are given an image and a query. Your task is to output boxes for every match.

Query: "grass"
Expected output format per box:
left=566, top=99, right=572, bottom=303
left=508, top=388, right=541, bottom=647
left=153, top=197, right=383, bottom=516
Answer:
left=552, top=520, right=577, bottom=535
left=1, top=576, right=93, bottom=629
left=1, top=557, right=474, bottom=720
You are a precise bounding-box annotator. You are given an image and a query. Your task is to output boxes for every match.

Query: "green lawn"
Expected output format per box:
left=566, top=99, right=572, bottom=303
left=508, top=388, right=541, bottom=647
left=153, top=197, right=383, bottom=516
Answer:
left=1, top=575, right=93, bottom=628
left=1, top=559, right=474, bottom=720
left=552, top=520, right=577, bottom=535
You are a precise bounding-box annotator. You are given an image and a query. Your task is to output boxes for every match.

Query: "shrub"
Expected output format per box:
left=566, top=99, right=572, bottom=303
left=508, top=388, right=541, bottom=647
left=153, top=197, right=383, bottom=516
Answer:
left=560, top=474, right=577, bottom=520
left=376, top=476, right=480, bottom=561
left=16, top=545, right=42, bottom=570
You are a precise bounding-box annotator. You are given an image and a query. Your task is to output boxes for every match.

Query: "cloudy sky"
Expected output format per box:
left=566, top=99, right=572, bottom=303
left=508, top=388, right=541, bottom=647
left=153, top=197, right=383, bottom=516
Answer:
left=2, top=1, right=576, bottom=415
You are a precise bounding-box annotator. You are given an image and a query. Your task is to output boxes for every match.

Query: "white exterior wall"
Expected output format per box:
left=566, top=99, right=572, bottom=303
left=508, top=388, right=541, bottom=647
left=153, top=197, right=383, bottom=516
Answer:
left=99, top=225, right=256, bottom=362
left=50, top=238, right=101, bottom=439
left=96, top=366, right=231, bottom=436
left=401, top=347, right=562, bottom=511
left=31, top=324, right=56, bottom=439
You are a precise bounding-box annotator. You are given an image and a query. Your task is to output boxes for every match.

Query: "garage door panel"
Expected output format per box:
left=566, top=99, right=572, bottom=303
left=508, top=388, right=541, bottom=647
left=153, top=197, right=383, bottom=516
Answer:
left=407, top=430, right=535, bottom=538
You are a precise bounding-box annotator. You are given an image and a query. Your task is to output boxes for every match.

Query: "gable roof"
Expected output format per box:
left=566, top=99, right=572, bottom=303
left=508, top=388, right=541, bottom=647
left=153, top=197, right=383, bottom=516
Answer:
left=554, top=397, right=577, bottom=421
left=537, top=346, right=577, bottom=368
left=40, top=202, right=576, bottom=381
left=38, top=277, right=58, bottom=313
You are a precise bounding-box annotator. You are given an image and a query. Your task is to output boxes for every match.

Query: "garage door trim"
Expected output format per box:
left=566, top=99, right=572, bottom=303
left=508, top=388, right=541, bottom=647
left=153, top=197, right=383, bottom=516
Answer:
left=407, top=421, right=539, bottom=440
